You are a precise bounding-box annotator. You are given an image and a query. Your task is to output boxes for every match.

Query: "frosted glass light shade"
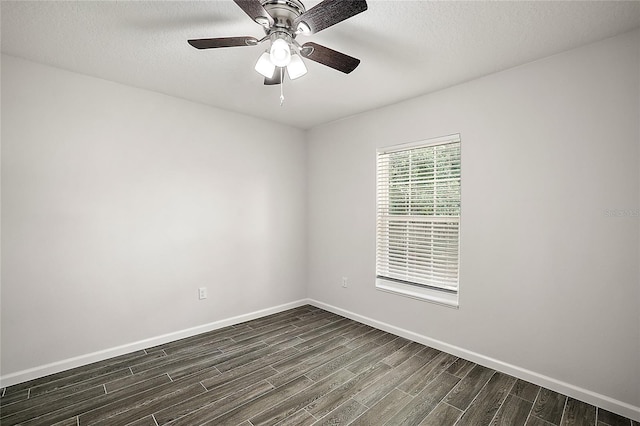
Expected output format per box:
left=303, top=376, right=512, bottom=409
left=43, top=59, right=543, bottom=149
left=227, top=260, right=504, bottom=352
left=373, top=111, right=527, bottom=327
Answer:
left=287, top=54, right=307, bottom=80
left=255, top=52, right=275, bottom=78
left=270, top=38, right=291, bottom=67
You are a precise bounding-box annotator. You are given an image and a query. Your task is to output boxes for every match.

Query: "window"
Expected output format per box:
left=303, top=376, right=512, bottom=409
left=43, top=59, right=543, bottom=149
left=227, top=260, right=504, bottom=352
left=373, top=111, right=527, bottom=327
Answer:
left=376, top=134, right=461, bottom=307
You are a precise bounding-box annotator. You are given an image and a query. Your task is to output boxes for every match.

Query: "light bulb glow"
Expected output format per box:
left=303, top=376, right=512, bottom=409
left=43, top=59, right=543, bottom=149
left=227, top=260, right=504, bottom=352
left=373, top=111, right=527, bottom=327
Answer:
left=270, top=38, right=291, bottom=67
left=287, top=54, right=307, bottom=80
left=254, top=52, right=275, bottom=78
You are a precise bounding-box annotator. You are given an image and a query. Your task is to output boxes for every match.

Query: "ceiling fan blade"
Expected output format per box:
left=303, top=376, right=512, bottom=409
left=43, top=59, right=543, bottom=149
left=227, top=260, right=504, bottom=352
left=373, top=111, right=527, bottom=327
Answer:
left=188, top=36, right=258, bottom=49
left=264, top=68, right=284, bottom=85
left=300, top=42, right=360, bottom=74
left=294, top=0, right=367, bottom=35
left=233, top=0, right=274, bottom=26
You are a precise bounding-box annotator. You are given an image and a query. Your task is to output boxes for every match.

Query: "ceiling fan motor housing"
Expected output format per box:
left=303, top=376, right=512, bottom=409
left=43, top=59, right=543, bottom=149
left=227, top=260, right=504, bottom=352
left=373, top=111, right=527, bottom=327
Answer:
left=262, top=0, right=306, bottom=35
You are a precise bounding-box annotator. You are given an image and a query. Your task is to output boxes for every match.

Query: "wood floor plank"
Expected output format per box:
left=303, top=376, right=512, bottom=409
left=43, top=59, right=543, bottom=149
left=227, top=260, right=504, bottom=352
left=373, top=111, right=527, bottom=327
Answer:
left=125, top=415, right=158, bottom=426
left=262, top=320, right=332, bottom=346
left=50, top=417, right=80, bottom=426
left=268, top=345, right=351, bottom=387
left=146, top=326, right=242, bottom=354
left=511, top=379, right=541, bottom=402
left=5, top=350, right=150, bottom=394
left=455, top=372, right=517, bottom=426
left=398, top=352, right=458, bottom=396
left=27, top=363, right=137, bottom=398
left=157, top=365, right=279, bottom=422
left=532, top=388, right=568, bottom=425
left=231, top=324, right=298, bottom=345
left=0, top=388, right=30, bottom=406
left=78, top=379, right=205, bottom=425
left=597, top=408, right=632, bottom=426
left=0, top=369, right=131, bottom=418
left=344, top=328, right=388, bottom=349
left=128, top=348, right=220, bottom=375
left=150, top=328, right=241, bottom=352
left=104, top=367, right=167, bottom=394
left=145, top=347, right=223, bottom=374
left=388, top=371, right=460, bottom=426
left=105, top=359, right=218, bottom=393
left=340, top=324, right=376, bottom=342
left=243, top=313, right=304, bottom=332
left=354, top=354, right=431, bottom=407
left=294, top=318, right=351, bottom=344
left=492, top=394, right=533, bottom=426
left=346, top=336, right=412, bottom=375
left=444, top=364, right=496, bottom=410
left=350, top=388, right=412, bottom=426
left=271, top=336, right=349, bottom=373
left=4, top=306, right=638, bottom=426
left=157, top=380, right=274, bottom=425
left=419, top=402, right=463, bottom=426
left=146, top=328, right=231, bottom=352
left=19, top=375, right=170, bottom=426
left=445, top=358, right=476, bottom=378
left=87, top=382, right=206, bottom=426
left=1, top=383, right=108, bottom=420
left=132, top=342, right=264, bottom=375
left=560, top=398, right=596, bottom=426
left=161, top=336, right=233, bottom=356
left=249, top=369, right=355, bottom=426
left=414, top=346, right=442, bottom=362
left=306, top=362, right=392, bottom=418
left=372, top=332, right=402, bottom=346
left=527, top=416, right=558, bottom=426
left=165, top=358, right=221, bottom=381
left=200, top=347, right=298, bottom=390
left=313, top=399, right=367, bottom=426
left=273, top=409, right=316, bottom=426
left=305, top=341, right=379, bottom=381
left=205, top=376, right=313, bottom=425
left=293, top=321, right=359, bottom=351
left=239, top=308, right=307, bottom=330
left=215, top=338, right=301, bottom=373
left=382, top=341, right=425, bottom=367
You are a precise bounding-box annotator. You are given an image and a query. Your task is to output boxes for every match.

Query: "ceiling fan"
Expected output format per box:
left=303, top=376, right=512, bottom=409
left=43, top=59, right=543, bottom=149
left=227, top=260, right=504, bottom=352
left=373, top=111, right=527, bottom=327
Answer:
left=188, top=0, right=368, bottom=85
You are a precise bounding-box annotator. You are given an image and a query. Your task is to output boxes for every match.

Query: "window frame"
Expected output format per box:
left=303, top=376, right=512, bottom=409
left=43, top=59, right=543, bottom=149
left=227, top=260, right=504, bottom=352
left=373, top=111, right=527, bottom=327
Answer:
left=375, top=134, right=461, bottom=308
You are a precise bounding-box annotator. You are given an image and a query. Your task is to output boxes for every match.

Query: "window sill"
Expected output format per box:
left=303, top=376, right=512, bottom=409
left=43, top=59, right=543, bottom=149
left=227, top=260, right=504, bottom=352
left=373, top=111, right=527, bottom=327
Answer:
left=376, top=278, right=459, bottom=308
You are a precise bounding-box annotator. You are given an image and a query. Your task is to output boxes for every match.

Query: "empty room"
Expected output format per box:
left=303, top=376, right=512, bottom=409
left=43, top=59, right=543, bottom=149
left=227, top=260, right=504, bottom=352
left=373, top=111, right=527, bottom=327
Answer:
left=1, top=1, right=639, bottom=425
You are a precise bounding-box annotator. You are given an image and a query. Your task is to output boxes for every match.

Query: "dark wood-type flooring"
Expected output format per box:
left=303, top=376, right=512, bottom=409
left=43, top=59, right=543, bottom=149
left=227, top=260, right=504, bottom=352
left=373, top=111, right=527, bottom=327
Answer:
left=1, top=305, right=638, bottom=426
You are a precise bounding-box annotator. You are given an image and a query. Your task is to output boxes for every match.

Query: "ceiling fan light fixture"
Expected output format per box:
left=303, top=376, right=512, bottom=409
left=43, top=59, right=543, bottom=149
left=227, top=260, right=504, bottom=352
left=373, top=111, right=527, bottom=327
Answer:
left=188, top=0, right=368, bottom=89
left=255, top=52, right=276, bottom=78
left=270, top=37, right=292, bottom=67
left=287, top=54, right=307, bottom=80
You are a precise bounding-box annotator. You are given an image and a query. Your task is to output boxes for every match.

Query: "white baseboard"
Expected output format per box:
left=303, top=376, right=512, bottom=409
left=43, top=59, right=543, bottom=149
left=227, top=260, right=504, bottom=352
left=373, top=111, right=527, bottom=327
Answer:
left=308, top=299, right=640, bottom=423
left=0, top=299, right=308, bottom=389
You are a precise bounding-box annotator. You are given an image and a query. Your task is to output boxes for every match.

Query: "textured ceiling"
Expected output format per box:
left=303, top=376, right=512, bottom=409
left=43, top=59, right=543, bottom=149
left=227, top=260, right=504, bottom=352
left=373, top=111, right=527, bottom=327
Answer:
left=2, top=1, right=640, bottom=129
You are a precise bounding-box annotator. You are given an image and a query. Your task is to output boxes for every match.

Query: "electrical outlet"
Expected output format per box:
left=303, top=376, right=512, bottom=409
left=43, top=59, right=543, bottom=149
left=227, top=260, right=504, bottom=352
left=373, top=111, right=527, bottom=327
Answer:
left=198, top=287, right=207, bottom=300
left=341, top=277, right=348, bottom=288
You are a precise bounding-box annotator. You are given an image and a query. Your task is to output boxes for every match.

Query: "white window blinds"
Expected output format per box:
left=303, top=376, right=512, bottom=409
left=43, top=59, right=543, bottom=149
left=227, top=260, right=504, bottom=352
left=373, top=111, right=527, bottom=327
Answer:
left=376, top=135, right=461, bottom=293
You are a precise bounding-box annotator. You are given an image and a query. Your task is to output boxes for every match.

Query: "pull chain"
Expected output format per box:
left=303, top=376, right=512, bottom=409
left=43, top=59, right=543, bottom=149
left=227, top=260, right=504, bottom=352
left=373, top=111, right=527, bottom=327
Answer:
left=279, top=67, right=285, bottom=106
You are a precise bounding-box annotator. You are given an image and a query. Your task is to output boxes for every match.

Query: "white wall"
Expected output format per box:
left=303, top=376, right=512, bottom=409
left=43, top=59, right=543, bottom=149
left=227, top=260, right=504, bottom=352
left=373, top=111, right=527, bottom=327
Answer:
left=1, top=55, right=307, bottom=378
left=307, top=29, right=640, bottom=415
